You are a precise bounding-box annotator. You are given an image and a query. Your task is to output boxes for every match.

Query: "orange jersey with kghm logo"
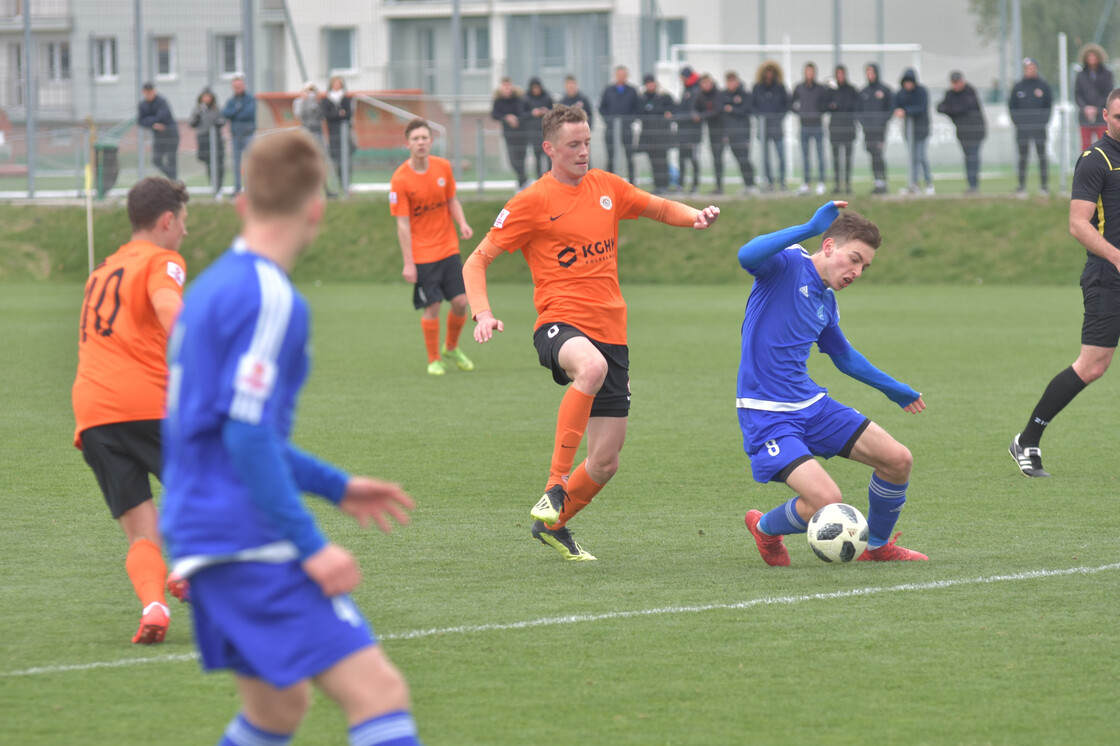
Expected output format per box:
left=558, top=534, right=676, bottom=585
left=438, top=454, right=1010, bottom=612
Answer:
left=72, top=240, right=187, bottom=448
left=486, top=170, right=651, bottom=344
left=389, top=155, right=461, bottom=264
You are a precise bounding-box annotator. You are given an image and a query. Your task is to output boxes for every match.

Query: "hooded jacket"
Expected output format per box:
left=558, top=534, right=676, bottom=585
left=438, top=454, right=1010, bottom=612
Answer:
left=752, top=61, right=789, bottom=139
left=937, top=82, right=986, bottom=146
left=857, top=63, right=893, bottom=136
left=893, top=68, right=930, bottom=141
left=1075, top=44, right=1114, bottom=126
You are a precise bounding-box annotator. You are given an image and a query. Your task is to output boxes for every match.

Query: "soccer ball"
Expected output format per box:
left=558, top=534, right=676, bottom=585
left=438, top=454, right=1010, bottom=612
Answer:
left=807, top=503, right=869, bottom=563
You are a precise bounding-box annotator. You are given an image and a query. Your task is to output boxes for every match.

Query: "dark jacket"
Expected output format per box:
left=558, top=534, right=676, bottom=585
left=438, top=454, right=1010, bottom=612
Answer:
left=221, top=92, right=256, bottom=137
left=791, top=80, right=829, bottom=129
left=599, top=81, right=641, bottom=125
left=857, top=64, right=893, bottom=137
left=491, top=89, right=525, bottom=136
left=826, top=81, right=859, bottom=144
left=693, top=85, right=723, bottom=132
left=1074, top=47, right=1113, bottom=126
left=720, top=84, right=753, bottom=138
left=138, top=95, right=179, bottom=141
left=937, top=84, right=986, bottom=146
left=321, top=94, right=354, bottom=161
left=523, top=79, right=554, bottom=140
left=559, top=91, right=594, bottom=128
left=752, top=64, right=789, bottom=141
left=639, top=89, right=675, bottom=148
left=894, top=69, right=930, bottom=141
left=1009, top=76, right=1053, bottom=136
left=675, top=76, right=703, bottom=145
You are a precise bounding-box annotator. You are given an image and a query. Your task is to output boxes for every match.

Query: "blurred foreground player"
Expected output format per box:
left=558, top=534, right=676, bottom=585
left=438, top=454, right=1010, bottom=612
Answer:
left=463, top=104, right=719, bottom=561
left=736, top=201, right=928, bottom=565
left=72, top=176, right=189, bottom=644
left=160, top=130, right=421, bottom=746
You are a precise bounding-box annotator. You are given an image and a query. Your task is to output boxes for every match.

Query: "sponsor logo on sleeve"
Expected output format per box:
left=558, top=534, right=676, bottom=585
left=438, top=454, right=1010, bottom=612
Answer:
left=493, top=208, right=510, bottom=228
left=437, top=177, right=446, bottom=187
left=234, top=354, right=277, bottom=399
left=166, top=261, right=185, bottom=286
left=389, top=191, right=398, bottom=205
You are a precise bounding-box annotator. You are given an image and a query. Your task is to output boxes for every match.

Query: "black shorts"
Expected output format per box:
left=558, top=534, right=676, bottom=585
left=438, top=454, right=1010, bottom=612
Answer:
left=79, top=420, right=161, bottom=520
left=1080, top=262, right=1120, bottom=348
left=533, top=322, right=630, bottom=418
left=413, top=254, right=466, bottom=310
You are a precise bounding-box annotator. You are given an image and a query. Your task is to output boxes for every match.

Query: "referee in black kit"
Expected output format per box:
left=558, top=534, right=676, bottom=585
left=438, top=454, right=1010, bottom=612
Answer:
left=1010, top=87, right=1120, bottom=477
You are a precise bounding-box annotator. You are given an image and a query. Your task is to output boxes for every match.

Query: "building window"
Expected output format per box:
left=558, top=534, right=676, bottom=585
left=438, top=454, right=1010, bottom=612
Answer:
left=656, top=18, right=685, bottom=62
left=540, top=22, right=566, bottom=70
left=46, top=41, right=70, bottom=81
left=154, top=36, right=175, bottom=79
left=461, top=23, right=489, bottom=71
left=324, top=27, right=356, bottom=73
left=94, top=37, right=117, bottom=80
left=216, top=34, right=242, bottom=76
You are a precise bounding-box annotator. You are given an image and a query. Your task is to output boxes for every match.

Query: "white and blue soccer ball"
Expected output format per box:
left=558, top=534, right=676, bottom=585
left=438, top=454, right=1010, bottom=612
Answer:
left=806, top=503, right=869, bottom=563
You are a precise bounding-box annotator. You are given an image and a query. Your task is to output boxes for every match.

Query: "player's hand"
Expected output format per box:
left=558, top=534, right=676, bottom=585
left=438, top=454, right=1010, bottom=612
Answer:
left=460, top=223, right=474, bottom=240
left=694, top=205, right=720, bottom=229
left=303, top=543, right=361, bottom=597
left=340, top=476, right=415, bottom=532
left=902, top=395, right=926, bottom=414
left=473, top=310, right=504, bottom=343
left=402, top=262, right=417, bottom=284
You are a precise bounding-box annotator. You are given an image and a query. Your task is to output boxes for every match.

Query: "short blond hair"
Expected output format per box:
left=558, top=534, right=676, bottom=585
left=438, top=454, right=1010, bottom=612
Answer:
left=243, top=130, right=326, bottom=216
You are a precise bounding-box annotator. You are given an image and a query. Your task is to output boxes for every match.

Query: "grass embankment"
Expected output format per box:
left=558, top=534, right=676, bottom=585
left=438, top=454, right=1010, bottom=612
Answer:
left=0, top=193, right=1081, bottom=285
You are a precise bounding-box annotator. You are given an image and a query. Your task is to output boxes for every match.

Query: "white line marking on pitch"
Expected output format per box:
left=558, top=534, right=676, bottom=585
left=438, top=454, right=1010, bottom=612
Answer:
left=4, top=562, right=1118, bottom=678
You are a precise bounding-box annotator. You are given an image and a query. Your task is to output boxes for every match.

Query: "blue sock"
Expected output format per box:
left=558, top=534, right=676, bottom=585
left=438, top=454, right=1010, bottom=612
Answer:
left=349, top=710, right=421, bottom=746
left=758, top=497, right=808, bottom=536
left=218, top=713, right=292, bottom=746
left=867, top=474, right=907, bottom=549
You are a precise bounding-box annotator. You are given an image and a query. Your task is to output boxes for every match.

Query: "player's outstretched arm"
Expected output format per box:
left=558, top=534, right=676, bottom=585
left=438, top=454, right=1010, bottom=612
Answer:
left=339, top=476, right=415, bottom=533
left=737, top=200, right=846, bottom=271
left=463, top=237, right=506, bottom=343
left=639, top=195, right=720, bottom=229
left=828, top=346, right=924, bottom=412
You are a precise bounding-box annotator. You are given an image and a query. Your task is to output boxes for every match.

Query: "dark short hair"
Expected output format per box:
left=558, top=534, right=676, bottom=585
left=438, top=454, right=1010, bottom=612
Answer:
left=127, top=177, right=189, bottom=231
left=1106, top=87, right=1120, bottom=110
left=404, top=118, right=431, bottom=138
left=542, top=104, right=588, bottom=142
left=823, top=211, right=881, bottom=250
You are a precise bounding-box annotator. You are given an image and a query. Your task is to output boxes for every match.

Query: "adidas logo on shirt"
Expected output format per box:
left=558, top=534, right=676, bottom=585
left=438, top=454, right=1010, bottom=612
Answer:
left=800, top=285, right=809, bottom=297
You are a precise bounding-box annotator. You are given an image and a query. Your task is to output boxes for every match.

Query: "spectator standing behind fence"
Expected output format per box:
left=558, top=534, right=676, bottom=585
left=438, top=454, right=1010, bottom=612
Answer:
left=694, top=74, right=725, bottom=194
left=524, top=78, right=554, bottom=179
left=858, top=63, right=893, bottom=195
left=673, top=66, right=703, bottom=194
left=894, top=68, right=933, bottom=196
left=294, top=82, right=325, bottom=149
left=189, top=88, right=225, bottom=199
left=721, top=71, right=756, bottom=194
left=222, top=74, right=256, bottom=193
left=753, top=60, right=789, bottom=192
left=1075, top=44, right=1112, bottom=151
left=826, top=65, right=858, bottom=195
left=937, top=71, right=986, bottom=194
left=492, top=78, right=528, bottom=191
left=639, top=74, right=674, bottom=194
left=321, top=75, right=355, bottom=194
left=1009, top=58, right=1053, bottom=196
left=792, top=62, right=828, bottom=196
left=599, top=66, right=641, bottom=183
left=138, top=82, right=179, bottom=181
left=559, top=76, right=594, bottom=130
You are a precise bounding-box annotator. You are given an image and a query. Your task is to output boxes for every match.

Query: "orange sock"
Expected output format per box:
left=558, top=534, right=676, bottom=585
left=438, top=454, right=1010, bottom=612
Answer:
left=125, top=538, right=167, bottom=608
left=552, top=462, right=604, bottom=529
left=446, top=311, right=467, bottom=350
left=420, top=318, right=441, bottom=362
left=548, top=387, right=596, bottom=487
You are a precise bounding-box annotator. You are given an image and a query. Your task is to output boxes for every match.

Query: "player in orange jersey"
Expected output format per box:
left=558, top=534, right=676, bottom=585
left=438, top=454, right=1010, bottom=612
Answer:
left=462, top=104, right=720, bottom=560
left=72, top=177, right=189, bottom=643
left=390, top=118, right=475, bottom=375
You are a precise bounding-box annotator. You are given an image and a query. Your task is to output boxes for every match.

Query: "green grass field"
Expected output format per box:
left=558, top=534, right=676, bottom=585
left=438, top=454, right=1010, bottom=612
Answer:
left=1, top=278, right=1117, bottom=745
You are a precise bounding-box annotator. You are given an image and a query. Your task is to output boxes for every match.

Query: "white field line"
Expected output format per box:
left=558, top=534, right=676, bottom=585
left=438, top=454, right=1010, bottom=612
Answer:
left=4, top=562, right=1118, bottom=678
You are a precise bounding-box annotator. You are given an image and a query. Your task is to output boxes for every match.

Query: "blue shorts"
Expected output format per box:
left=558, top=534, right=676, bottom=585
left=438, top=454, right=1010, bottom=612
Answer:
left=738, top=396, right=870, bottom=484
left=189, top=560, right=377, bottom=688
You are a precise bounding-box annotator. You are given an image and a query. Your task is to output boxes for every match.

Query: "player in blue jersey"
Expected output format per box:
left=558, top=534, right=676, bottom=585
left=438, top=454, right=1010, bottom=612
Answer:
left=736, top=201, right=928, bottom=565
left=160, top=130, right=422, bottom=746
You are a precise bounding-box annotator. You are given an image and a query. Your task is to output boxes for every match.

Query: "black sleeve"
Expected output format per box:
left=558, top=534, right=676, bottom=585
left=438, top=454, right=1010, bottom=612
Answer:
left=1071, top=148, right=1107, bottom=203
